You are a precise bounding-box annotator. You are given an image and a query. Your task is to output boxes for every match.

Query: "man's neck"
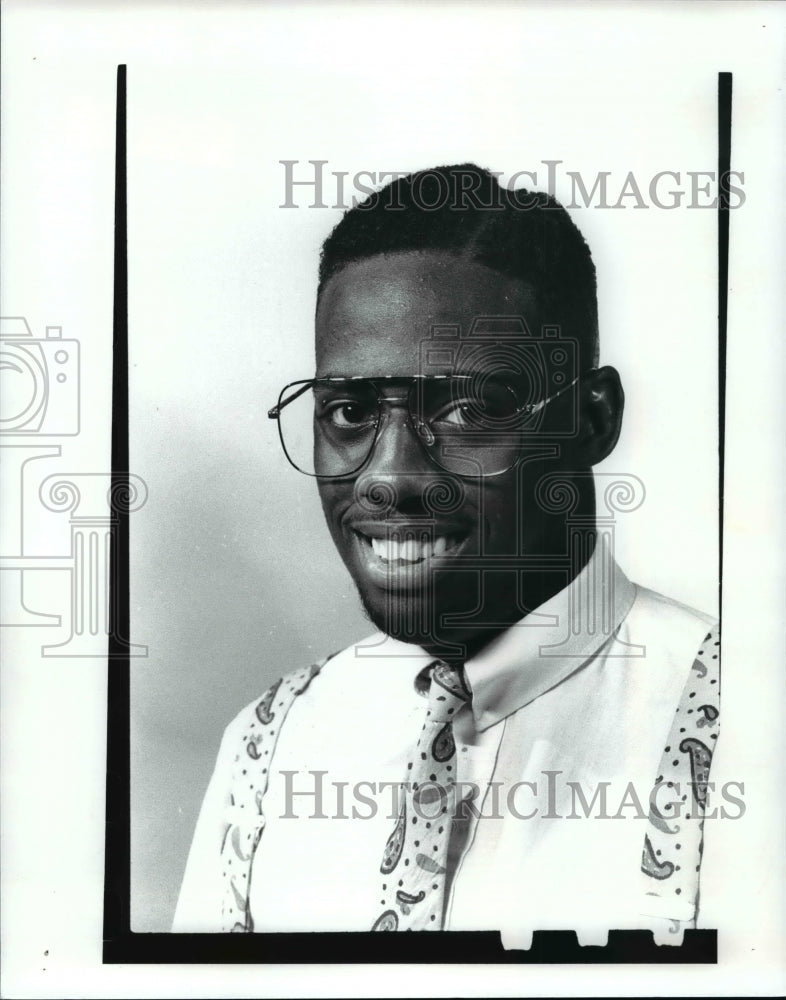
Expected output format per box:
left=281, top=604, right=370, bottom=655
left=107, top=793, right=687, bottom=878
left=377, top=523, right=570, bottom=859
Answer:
left=417, top=526, right=598, bottom=665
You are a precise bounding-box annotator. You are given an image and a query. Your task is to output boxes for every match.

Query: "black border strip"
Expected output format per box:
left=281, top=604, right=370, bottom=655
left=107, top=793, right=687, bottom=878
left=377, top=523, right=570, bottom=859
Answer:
left=104, top=64, right=130, bottom=950
left=718, top=71, right=731, bottom=631
left=104, top=930, right=716, bottom=964
left=103, top=66, right=730, bottom=965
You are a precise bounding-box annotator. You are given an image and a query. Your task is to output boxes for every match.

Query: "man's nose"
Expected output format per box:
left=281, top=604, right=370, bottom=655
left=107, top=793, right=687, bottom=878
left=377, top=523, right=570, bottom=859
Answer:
left=355, top=404, right=445, bottom=513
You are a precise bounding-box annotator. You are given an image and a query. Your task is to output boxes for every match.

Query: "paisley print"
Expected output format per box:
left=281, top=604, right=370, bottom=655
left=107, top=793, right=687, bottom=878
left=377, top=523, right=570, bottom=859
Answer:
left=380, top=802, right=406, bottom=874
left=372, top=910, right=399, bottom=931
left=640, top=623, right=720, bottom=921
left=230, top=879, right=248, bottom=911
left=415, top=853, right=446, bottom=875
left=396, top=889, right=426, bottom=905
left=431, top=722, right=455, bottom=762
left=431, top=661, right=472, bottom=701
left=413, top=782, right=447, bottom=809
left=230, top=825, right=251, bottom=862
left=255, top=678, right=282, bottom=725
left=641, top=834, right=675, bottom=880
left=395, top=889, right=426, bottom=915
left=691, top=657, right=707, bottom=679
left=679, top=737, right=713, bottom=806
left=647, top=789, right=681, bottom=836
left=219, top=654, right=333, bottom=932
left=293, top=661, right=322, bottom=695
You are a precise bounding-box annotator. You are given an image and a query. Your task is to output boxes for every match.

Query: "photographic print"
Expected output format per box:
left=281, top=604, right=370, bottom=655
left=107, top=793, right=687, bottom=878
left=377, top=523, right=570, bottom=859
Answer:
left=2, top=2, right=784, bottom=997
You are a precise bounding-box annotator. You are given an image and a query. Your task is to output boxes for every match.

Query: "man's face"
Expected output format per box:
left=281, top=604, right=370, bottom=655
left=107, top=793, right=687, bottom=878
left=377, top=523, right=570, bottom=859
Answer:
left=315, top=250, right=573, bottom=658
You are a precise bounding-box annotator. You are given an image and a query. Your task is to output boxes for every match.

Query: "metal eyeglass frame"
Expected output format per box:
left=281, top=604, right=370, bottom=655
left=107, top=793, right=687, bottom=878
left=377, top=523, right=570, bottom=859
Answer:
left=267, top=371, right=588, bottom=480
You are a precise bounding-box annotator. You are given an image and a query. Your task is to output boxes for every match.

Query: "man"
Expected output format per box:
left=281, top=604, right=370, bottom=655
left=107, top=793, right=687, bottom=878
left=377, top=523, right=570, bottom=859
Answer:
left=173, top=165, right=720, bottom=942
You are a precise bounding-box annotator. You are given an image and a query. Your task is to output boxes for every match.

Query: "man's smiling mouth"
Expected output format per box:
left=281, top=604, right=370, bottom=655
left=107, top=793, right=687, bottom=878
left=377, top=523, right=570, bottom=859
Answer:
left=348, top=521, right=471, bottom=577
left=355, top=531, right=462, bottom=564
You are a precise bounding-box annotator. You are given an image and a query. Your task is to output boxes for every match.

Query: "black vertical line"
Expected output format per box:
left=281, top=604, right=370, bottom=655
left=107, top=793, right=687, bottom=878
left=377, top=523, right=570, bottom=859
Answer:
left=717, top=73, right=731, bottom=643
left=104, top=64, right=130, bottom=953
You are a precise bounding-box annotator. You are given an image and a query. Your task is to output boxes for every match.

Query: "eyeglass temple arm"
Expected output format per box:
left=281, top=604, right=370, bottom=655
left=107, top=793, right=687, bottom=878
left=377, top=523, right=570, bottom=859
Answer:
left=268, top=381, right=314, bottom=419
left=520, top=368, right=596, bottom=415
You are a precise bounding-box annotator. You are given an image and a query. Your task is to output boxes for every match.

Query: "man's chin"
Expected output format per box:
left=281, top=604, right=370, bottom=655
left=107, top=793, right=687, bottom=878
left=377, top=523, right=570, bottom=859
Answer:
left=356, top=589, right=437, bottom=647
left=355, top=588, right=479, bottom=658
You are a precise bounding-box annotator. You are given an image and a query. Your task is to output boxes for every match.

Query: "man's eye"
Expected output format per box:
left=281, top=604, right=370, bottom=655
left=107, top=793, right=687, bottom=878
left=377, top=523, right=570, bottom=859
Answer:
left=429, top=402, right=472, bottom=427
left=429, top=391, right=519, bottom=430
left=322, top=401, right=377, bottom=429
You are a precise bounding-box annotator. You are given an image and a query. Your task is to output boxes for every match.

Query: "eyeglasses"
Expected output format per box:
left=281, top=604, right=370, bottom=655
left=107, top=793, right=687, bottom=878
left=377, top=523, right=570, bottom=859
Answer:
left=268, top=372, right=583, bottom=480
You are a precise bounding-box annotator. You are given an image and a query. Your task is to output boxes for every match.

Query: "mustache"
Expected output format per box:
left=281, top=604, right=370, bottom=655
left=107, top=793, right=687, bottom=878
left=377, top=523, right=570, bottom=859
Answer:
left=347, top=474, right=470, bottom=518
left=346, top=517, right=476, bottom=539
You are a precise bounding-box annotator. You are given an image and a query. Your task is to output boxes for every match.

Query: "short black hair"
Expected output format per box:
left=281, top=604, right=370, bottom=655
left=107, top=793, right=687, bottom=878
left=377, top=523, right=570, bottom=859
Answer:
left=318, top=163, right=599, bottom=366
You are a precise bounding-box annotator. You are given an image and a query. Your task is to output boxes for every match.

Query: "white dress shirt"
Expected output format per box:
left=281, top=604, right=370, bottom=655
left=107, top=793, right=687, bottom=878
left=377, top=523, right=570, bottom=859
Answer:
left=174, top=540, right=719, bottom=945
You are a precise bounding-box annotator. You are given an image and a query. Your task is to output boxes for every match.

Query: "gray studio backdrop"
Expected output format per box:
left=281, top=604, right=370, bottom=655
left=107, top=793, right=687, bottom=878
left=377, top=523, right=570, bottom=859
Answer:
left=128, top=10, right=720, bottom=931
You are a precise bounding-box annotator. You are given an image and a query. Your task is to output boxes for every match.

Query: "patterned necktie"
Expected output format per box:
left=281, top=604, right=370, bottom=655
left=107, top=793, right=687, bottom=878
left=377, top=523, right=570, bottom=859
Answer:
left=372, top=660, right=471, bottom=931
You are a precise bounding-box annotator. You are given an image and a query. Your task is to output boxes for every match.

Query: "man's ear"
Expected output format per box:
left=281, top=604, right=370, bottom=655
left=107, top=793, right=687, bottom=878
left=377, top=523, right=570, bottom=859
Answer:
left=574, top=366, right=624, bottom=465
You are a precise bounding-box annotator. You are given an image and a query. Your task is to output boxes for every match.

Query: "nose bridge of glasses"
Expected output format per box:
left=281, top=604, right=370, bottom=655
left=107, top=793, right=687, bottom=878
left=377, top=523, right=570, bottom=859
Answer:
left=371, top=383, right=426, bottom=434
left=377, top=392, right=411, bottom=408
left=377, top=380, right=440, bottom=425
left=362, top=393, right=435, bottom=473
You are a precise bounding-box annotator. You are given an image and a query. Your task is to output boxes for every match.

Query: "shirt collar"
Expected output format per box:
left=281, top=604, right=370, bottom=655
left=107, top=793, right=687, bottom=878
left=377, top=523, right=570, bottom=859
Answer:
left=462, top=536, right=636, bottom=731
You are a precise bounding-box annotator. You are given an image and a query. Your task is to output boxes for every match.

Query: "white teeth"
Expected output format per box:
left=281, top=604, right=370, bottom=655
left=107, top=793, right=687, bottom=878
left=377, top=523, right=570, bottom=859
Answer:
left=401, top=538, right=418, bottom=561
left=366, top=535, right=452, bottom=562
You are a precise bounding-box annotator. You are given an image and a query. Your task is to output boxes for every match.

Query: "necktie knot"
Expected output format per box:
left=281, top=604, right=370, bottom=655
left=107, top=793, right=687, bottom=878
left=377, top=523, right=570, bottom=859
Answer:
left=427, top=660, right=471, bottom=723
